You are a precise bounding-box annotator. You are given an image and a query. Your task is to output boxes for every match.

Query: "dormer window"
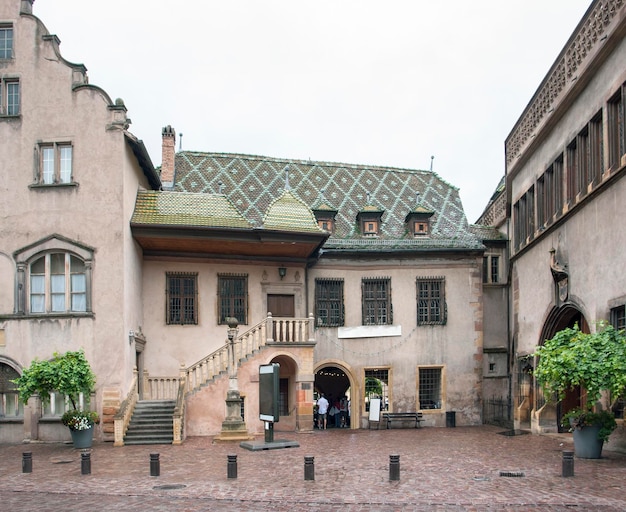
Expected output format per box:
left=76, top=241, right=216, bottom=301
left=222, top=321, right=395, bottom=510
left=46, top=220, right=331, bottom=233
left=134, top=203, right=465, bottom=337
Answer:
left=363, top=220, right=379, bottom=236
left=313, top=196, right=338, bottom=235
left=357, top=199, right=384, bottom=237
left=414, top=221, right=429, bottom=235
left=405, top=205, right=434, bottom=237
left=317, top=217, right=335, bottom=233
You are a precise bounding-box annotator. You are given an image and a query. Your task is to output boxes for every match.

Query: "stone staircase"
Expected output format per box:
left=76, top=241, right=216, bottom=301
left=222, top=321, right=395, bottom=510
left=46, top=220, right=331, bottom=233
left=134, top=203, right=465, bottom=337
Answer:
left=123, top=400, right=176, bottom=445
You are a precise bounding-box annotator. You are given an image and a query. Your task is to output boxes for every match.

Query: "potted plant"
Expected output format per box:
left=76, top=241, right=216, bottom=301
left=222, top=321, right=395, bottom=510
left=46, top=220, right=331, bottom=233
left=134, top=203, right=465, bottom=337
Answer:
left=13, top=349, right=99, bottom=448
left=532, top=323, right=626, bottom=458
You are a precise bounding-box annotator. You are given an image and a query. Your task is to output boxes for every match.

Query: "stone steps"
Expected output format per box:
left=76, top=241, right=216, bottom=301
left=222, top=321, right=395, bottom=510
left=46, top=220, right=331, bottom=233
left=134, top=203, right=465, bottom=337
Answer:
left=124, top=400, right=175, bottom=445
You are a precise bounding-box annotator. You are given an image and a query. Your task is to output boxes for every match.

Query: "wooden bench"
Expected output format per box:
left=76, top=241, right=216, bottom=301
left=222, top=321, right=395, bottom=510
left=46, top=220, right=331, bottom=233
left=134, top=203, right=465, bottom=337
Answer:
left=382, top=412, right=424, bottom=429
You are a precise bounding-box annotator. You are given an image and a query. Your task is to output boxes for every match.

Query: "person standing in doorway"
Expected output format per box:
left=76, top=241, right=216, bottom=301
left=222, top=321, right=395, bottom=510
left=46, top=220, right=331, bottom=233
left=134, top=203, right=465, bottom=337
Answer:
left=317, top=393, right=329, bottom=430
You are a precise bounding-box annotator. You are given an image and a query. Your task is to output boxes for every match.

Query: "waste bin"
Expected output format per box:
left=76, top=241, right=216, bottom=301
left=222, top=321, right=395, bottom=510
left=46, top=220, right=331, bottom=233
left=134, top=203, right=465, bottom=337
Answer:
left=446, top=411, right=456, bottom=428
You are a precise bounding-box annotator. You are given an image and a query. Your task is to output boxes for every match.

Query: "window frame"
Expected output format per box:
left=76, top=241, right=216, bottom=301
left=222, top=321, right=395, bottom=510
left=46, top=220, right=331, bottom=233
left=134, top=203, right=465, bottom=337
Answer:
left=417, top=365, right=445, bottom=411
left=315, top=278, right=345, bottom=327
left=217, top=273, right=248, bottom=325
left=361, top=277, right=392, bottom=326
left=14, top=235, right=94, bottom=317
left=0, top=77, right=20, bottom=116
left=608, top=85, right=625, bottom=171
left=166, top=272, right=198, bottom=325
left=364, top=368, right=390, bottom=413
left=0, top=24, right=14, bottom=60
left=29, top=253, right=87, bottom=314
left=416, top=277, right=446, bottom=325
left=37, top=142, right=74, bottom=185
left=482, top=256, right=500, bottom=284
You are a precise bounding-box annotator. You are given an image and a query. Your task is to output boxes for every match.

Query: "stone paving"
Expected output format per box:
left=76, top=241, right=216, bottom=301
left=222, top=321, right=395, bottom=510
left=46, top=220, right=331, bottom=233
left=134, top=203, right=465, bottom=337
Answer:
left=1, top=425, right=625, bottom=511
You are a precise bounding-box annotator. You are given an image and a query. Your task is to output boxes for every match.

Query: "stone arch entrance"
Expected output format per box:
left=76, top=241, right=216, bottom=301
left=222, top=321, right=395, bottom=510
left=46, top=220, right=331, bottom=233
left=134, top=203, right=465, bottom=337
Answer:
left=314, top=363, right=356, bottom=429
left=268, top=354, right=299, bottom=432
left=537, top=304, right=589, bottom=432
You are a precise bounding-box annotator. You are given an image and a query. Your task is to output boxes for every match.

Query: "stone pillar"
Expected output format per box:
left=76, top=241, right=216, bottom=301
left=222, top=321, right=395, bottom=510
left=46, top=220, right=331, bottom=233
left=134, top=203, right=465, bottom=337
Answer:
left=215, top=319, right=253, bottom=442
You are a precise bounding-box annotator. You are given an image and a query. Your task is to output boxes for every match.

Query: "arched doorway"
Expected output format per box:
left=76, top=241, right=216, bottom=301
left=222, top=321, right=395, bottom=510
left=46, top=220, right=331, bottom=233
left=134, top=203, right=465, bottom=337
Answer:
left=268, top=354, right=298, bottom=432
left=314, top=364, right=353, bottom=429
left=538, top=304, right=589, bottom=432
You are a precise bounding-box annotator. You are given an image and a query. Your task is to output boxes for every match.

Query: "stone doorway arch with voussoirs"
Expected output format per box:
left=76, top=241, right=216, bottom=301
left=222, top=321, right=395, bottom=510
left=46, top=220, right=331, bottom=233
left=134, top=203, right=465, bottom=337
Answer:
left=314, top=361, right=358, bottom=429
left=265, top=351, right=316, bottom=432
left=536, top=303, right=589, bottom=433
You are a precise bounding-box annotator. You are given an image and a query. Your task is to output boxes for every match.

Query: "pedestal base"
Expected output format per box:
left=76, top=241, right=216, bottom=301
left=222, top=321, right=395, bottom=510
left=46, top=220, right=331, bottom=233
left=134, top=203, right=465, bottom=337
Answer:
left=214, top=420, right=254, bottom=443
left=240, top=439, right=300, bottom=451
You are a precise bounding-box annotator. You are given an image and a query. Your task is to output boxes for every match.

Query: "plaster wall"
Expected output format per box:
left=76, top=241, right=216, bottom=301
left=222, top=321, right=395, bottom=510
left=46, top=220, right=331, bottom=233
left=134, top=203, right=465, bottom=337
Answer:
left=0, top=4, right=154, bottom=440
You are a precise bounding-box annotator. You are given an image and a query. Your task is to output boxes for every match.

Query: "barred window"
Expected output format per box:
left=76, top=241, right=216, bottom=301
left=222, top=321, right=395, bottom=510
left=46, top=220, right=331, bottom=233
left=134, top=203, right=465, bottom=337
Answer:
left=418, top=367, right=442, bottom=410
left=416, top=277, right=446, bottom=325
left=315, top=278, right=344, bottom=327
left=218, top=274, right=247, bottom=325
left=610, top=305, right=625, bottom=331
left=166, top=272, right=198, bottom=325
left=362, top=278, right=392, bottom=325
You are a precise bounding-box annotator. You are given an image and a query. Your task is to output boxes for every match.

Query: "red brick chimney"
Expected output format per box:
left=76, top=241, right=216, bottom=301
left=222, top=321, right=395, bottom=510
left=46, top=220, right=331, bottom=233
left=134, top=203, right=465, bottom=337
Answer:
left=161, top=125, right=176, bottom=188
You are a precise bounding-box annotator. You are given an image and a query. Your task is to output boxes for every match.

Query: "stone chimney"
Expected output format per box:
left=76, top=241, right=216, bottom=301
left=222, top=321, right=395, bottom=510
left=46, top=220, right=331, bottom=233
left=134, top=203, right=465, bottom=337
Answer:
left=161, top=125, right=176, bottom=188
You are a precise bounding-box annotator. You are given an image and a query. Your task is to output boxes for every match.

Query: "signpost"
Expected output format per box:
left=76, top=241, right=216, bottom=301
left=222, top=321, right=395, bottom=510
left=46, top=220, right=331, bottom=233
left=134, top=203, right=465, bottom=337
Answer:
left=259, top=363, right=280, bottom=442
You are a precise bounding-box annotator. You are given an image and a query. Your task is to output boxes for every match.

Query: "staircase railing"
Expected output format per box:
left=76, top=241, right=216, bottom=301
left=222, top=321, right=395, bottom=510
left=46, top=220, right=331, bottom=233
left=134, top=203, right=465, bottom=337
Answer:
left=120, top=312, right=315, bottom=444
left=113, top=368, right=139, bottom=446
left=184, top=313, right=315, bottom=394
left=172, top=363, right=186, bottom=444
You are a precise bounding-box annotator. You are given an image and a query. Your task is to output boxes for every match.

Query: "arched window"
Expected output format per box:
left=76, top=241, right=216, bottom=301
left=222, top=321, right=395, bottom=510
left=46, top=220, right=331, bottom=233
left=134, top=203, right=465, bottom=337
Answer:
left=14, top=235, right=94, bottom=315
left=0, top=361, right=23, bottom=418
left=30, top=253, right=86, bottom=313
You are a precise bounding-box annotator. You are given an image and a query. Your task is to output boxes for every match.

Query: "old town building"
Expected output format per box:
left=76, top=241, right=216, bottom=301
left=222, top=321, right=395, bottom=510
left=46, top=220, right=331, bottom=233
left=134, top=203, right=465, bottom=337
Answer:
left=0, top=0, right=485, bottom=443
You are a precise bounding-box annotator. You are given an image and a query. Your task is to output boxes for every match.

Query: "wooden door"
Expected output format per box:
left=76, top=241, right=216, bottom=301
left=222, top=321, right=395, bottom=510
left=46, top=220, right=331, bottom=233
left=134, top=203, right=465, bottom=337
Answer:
left=267, top=294, right=295, bottom=317
left=268, top=294, right=295, bottom=341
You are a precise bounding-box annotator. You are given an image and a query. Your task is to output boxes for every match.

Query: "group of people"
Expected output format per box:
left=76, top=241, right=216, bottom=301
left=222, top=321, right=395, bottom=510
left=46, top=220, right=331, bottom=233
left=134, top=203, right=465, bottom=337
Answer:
left=315, top=393, right=350, bottom=429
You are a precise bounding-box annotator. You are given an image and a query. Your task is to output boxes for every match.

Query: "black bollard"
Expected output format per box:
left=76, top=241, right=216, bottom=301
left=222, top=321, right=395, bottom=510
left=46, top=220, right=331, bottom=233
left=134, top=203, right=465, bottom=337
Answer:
left=81, top=451, right=91, bottom=475
left=150, top=453, right=160, bottom=477
left=562, top=450, right=574, bottom=477
left=227, top=454, right=237, bottom=479
left=22, top=452, right=32, bottom=473
left=304, top=456, right=315, bottom=481
left=389, top=454, right=400, bottom=481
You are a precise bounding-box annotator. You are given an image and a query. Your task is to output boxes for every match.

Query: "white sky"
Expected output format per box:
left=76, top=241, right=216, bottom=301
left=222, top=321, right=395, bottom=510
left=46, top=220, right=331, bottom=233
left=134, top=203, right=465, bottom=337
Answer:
left=35, top=0, right=592, bottom=223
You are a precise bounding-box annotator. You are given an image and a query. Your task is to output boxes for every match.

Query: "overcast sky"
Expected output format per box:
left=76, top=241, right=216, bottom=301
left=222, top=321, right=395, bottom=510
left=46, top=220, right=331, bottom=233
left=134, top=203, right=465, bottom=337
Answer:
left=35, top=0, right=592, bottom=223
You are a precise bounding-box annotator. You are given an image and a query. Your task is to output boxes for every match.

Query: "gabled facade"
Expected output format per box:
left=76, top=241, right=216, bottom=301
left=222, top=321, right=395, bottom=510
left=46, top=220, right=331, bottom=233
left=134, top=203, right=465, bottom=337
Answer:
left=0, top=0, right=160, bottom=442
left=1, top=0, right=487, bottom=443
left=138, top=134, right=486, bottom=436
left=479, top=0, right=626, bottom=450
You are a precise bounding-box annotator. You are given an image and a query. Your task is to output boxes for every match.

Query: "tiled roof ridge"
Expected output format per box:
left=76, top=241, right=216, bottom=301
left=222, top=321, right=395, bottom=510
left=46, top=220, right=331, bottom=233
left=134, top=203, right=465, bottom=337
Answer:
left=177, top=150, right=457, bottom=189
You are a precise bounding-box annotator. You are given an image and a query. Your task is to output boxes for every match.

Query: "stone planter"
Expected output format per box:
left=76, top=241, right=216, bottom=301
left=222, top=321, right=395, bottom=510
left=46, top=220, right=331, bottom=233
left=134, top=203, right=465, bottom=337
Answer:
left=573, top=424, right=604, bottom=459
left=70, top=426, right=94, bottom=449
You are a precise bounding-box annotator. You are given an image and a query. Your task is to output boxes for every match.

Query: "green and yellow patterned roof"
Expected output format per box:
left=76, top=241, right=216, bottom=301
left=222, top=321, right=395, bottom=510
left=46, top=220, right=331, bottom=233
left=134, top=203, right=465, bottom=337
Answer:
left=131, top=190, right=251, bottom=229
left=170, top=152, right=483, bottom=251
left=263, top=190, right=324, bottom=233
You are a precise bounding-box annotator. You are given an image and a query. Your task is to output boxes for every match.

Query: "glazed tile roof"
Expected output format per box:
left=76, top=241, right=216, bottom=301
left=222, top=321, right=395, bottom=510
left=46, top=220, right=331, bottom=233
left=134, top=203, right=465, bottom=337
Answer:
left=469, top=224, right=507, bottom=241
left=263, top=190, right=324, bottom=233
left=171, top=152, right=484, bottom=251
left=131, top=190, right=251, bottom=229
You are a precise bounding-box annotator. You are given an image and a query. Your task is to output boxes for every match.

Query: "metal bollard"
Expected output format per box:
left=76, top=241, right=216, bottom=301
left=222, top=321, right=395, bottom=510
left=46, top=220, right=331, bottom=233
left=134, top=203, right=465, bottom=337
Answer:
left=562, top=450, right=574, bottom=477
left=389, top=454, right=400, bottom=481
left=81, top=451, right=91, bottom=475
left=22, top=452, right=32, bottom=473
left=304, top=456, right=315, bottom=481
left=150, top=453, right=160, bottom=477
left=227, top=454, right=238, bottom=479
